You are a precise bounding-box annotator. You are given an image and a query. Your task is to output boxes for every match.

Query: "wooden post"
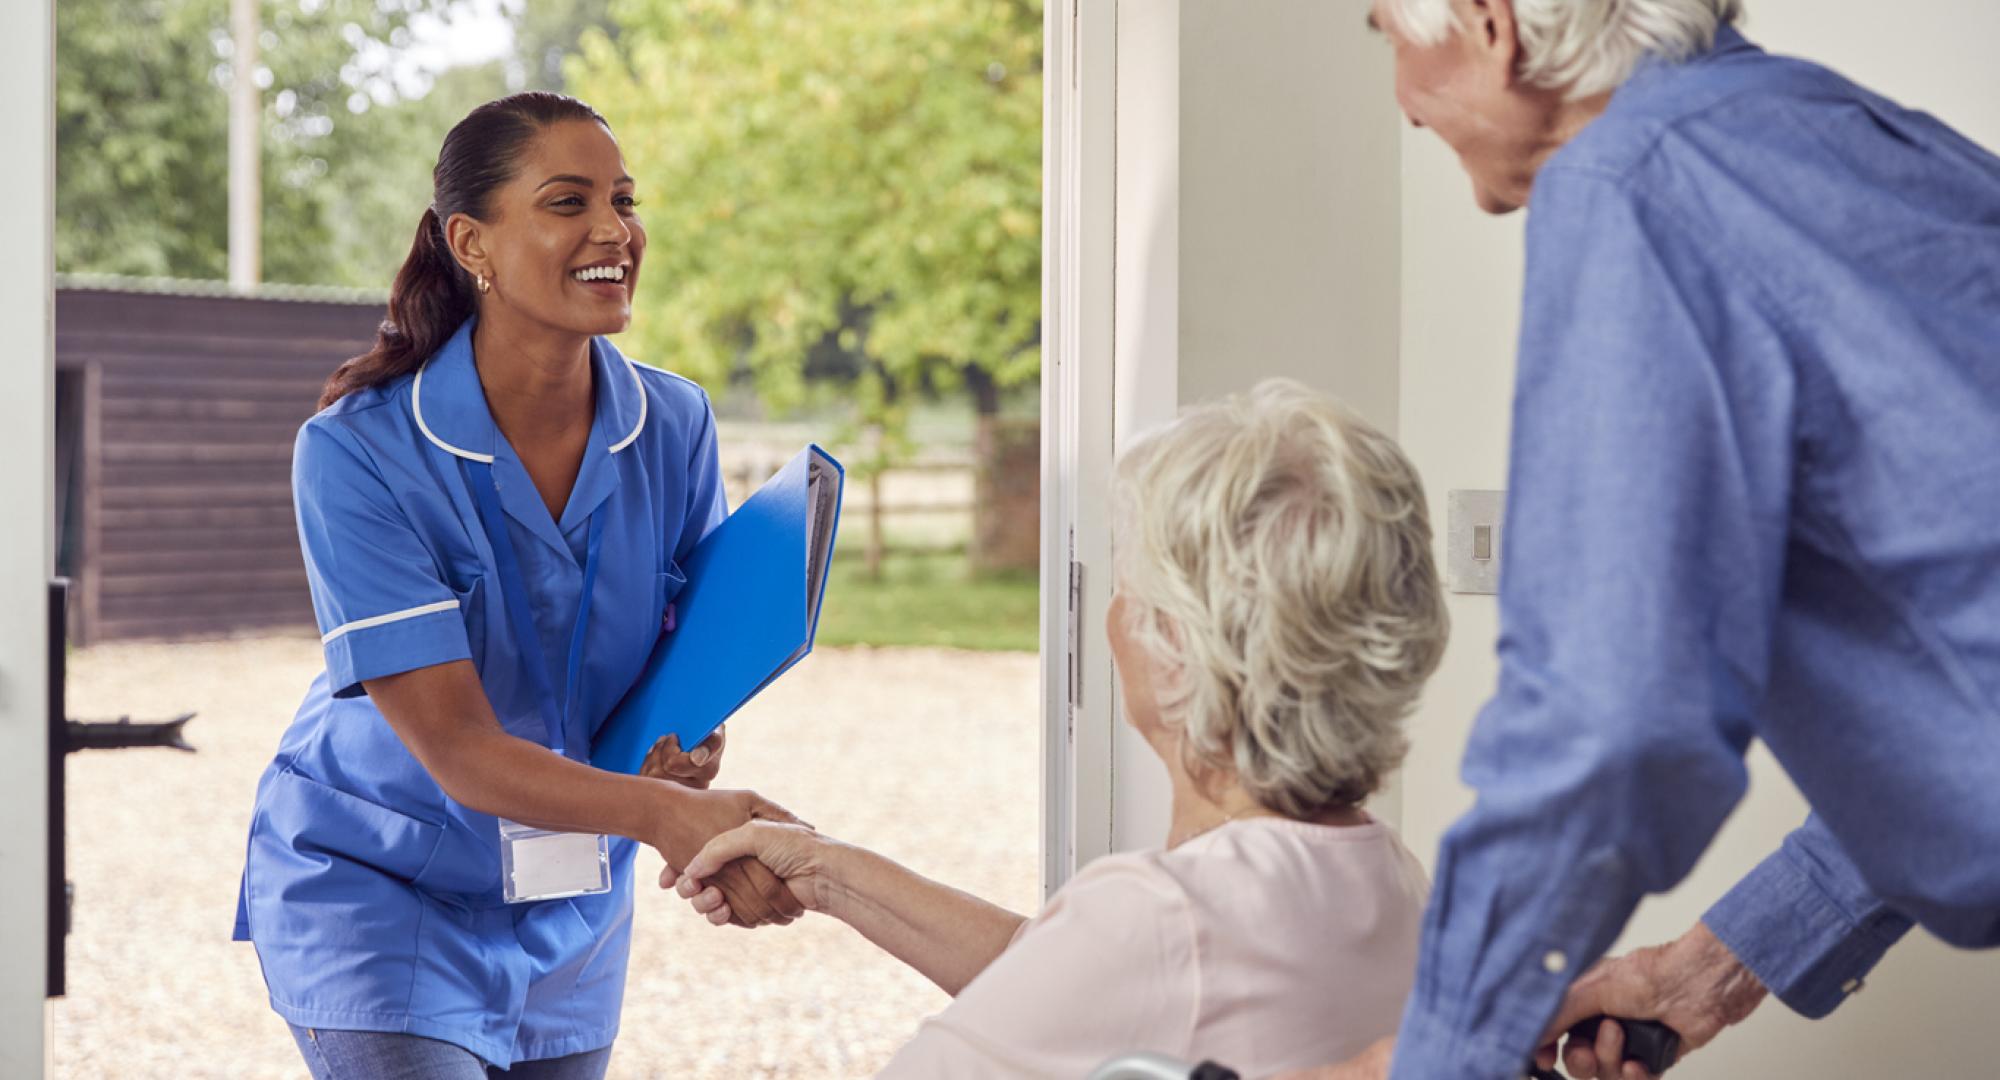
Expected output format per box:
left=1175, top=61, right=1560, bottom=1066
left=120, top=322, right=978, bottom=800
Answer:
left=865, top=467, right=884, bottom=581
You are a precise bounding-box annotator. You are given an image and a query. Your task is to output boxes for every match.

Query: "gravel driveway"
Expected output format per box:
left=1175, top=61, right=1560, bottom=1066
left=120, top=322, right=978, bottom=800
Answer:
left=52, top=635, right=1040, bottom=1079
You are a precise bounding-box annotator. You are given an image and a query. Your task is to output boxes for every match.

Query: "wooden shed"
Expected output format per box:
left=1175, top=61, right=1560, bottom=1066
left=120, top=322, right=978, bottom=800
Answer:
left=55, top=276, right=386, bottom=644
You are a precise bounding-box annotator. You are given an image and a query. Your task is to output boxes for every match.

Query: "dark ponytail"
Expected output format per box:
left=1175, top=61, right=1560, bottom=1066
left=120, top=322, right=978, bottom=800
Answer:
left=319, top=92, right=611, bottom=410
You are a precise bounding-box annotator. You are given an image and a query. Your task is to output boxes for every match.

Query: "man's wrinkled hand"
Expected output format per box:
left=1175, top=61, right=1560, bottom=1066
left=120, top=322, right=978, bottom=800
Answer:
left=1266, top=1036, right=1393, bottom=1080
left=1533, top=922, right=1768, bottom=1079
left=639, top=728, right=726, bottom=789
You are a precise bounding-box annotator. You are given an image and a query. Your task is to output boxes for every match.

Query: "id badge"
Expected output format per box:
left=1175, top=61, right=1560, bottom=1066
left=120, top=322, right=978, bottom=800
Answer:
left=499, top=817, right=612, bottom=904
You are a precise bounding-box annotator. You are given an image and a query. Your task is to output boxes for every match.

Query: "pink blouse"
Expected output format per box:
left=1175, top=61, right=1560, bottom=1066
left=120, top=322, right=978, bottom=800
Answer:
left=878, top=817, right=1430, bottom=1078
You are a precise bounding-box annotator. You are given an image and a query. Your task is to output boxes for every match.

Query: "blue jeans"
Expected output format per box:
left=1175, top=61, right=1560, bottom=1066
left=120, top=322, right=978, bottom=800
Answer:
left=288, top=1025, right=613, bottom=1080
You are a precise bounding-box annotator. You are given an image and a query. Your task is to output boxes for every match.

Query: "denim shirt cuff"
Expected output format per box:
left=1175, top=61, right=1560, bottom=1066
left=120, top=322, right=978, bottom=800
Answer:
left=1390, top=1003, right=1539, bottom=1080
left=1702, top=847, right=1912, bottom=1019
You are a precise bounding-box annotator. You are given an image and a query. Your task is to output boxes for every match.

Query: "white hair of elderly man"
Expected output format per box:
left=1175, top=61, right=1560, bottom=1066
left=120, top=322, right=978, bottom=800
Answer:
left=1383, top=0, right=1744, bottom=98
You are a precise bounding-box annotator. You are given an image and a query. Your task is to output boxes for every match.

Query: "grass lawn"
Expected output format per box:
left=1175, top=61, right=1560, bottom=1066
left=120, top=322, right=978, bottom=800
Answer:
left=815, top=551, right=1039, bottom=652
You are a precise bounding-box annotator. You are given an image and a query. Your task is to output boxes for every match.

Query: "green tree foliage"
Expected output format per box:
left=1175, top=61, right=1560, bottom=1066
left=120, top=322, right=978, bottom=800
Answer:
left=307, top=62, right=510, bottom=284
left=57, top=0, right=231, bottom=279
left=56, top=0, right=504, bottom=286
left=567, top=0, right=1042, bottom=425
left=511, top=0, right=618, bottom=91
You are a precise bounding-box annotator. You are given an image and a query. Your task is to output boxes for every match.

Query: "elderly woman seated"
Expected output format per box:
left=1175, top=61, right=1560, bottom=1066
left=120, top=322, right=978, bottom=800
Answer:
left=668, top=379, right=1449, bottom=1077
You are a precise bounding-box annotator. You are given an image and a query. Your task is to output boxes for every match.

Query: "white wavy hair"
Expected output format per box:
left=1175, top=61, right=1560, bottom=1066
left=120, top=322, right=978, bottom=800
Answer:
left=1383, top=0, right=1744, bottom=99
left=1112, top=379, right=1449, bottom=817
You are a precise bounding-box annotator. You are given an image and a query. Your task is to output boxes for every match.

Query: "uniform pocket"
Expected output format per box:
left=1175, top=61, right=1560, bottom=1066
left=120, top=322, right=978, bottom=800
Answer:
left=258, top=768, right=445, bottom=884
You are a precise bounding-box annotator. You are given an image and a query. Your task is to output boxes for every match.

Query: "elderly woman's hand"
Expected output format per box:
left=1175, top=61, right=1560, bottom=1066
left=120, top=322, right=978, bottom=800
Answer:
left=667, top=820, right=835, bottom=925
left=644, top=784, right=808, bottom=930
left=639, top=727, right=725, bottom=789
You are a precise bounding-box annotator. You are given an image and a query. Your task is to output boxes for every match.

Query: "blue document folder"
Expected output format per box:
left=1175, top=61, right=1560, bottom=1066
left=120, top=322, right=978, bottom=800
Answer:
left=592, top=444, right=844, bottom=774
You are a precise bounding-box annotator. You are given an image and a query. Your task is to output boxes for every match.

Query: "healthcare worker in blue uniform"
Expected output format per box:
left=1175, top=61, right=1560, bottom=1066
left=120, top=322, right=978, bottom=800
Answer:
left=232, top=92, right=806, bottom=1079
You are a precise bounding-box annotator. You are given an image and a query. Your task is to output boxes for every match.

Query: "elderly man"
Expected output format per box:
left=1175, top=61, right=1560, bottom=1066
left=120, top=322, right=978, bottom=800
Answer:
left=1290, top=2, right=2000, bottom=1079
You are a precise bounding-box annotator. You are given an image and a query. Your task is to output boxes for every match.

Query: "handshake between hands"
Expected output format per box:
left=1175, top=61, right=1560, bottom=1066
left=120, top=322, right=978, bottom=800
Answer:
left=637, top=728, right=826, bottom=930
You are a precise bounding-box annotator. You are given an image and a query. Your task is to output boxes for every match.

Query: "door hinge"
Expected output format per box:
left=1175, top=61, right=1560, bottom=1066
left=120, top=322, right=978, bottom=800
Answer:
left=1066, top=555, right=1083, bottom=723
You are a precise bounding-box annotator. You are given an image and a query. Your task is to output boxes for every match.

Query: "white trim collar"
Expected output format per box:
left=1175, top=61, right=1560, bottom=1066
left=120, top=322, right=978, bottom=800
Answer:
left=607, top=354, right=647, bottom=454
left=412, top=363, right=495, bottom=463
left=408, top=320, right=649, bottom=462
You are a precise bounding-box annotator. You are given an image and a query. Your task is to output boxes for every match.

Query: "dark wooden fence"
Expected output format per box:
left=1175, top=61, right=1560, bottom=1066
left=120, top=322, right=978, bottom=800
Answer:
left=56, top=278, right=385, bottom=644
left=53, top=278, right=1039, bottom=642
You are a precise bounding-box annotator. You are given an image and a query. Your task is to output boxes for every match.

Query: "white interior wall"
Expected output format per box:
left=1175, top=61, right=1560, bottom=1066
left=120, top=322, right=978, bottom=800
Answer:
left=1395, top=3, right=2000, bottom=1076
left=1108, top=0, right=1403, bottom=852
left=1176, top=1, right=1402, bottom=419
left=1107, top=0, right=1183, bottom=855
left=0, top=0, right=54, bottom=1073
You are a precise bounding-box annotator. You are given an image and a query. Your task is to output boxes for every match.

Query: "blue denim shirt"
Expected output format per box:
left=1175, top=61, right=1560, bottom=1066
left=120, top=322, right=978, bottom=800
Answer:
left=1390, top=28, right=2000, bottom=1079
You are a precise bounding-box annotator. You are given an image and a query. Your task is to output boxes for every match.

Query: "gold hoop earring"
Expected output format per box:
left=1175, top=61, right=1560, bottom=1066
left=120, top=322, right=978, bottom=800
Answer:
left=476, top=273, right=492, bottom=295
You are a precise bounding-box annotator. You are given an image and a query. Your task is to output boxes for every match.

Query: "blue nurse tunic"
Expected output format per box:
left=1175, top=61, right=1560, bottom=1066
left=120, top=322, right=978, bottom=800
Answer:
left=233, top=318, right=725, bottom=1066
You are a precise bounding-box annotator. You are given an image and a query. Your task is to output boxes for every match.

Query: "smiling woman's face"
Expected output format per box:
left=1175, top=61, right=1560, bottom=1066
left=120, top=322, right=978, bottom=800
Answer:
left=451, top=118, right=646, bottom=337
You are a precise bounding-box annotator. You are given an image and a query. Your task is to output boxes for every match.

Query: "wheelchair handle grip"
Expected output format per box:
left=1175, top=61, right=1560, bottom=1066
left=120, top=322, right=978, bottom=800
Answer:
left=1526, top=1016, right=1681, bottom=1078
left=1572, top=1016, right=1680, bottom=1074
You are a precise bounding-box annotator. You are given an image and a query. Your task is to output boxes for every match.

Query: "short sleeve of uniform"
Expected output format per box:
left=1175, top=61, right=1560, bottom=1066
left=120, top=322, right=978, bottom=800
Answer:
left=876, top=855, right=1199, bottom=1079
left=293, top=422, right=470, bottom=698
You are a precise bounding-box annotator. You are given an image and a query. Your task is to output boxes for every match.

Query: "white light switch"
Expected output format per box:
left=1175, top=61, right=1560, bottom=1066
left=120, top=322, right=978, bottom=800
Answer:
left=1446, top=490, right=1504, bottom=595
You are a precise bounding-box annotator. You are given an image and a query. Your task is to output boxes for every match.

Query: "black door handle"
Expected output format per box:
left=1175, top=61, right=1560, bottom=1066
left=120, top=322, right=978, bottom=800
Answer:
left=47, top=579, right=200, bottom=1000
left=64, top=713, right=197, bottom=753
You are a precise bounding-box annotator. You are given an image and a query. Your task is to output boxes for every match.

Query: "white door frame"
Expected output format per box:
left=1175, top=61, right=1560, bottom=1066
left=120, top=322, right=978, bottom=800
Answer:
left=1, top=0, right=55, bottom=1072
left=1039, top=0, right=1120, bottom=896
left=1041, top=0, right=1185, bottom=896
left=1048, top=0, right=1184, bottom=896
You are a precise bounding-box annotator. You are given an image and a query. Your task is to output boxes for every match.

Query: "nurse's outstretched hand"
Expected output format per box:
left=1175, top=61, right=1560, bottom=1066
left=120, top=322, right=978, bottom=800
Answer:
left=646, top=784, right=809, bottom=929
left=639, top=727, right=726, bottom=789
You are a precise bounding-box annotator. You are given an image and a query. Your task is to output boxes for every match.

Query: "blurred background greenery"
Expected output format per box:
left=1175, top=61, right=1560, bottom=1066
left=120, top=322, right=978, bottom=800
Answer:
left=57, top=0, right=1042, bottom=651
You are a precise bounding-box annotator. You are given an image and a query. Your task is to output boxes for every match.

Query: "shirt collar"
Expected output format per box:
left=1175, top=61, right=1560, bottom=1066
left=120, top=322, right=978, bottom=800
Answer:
left=410, top=317, right=647, bottom=467
left=1619, top=22, right=1760, bottom=96
left=412, top=318, right=648, bottom=564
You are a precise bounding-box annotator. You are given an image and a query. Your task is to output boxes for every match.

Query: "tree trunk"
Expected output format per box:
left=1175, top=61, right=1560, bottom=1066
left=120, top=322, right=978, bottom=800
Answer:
left=967, top=367, right=1001, bottom=515
left=966, top=367, right=1038, bottom=573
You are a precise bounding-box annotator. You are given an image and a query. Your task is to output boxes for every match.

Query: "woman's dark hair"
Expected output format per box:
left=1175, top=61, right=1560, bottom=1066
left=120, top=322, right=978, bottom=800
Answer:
left=319, top=92, right=610, bottom=409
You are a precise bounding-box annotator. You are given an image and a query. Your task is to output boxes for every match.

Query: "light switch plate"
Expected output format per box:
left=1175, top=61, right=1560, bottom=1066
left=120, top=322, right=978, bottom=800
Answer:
left=1446, top=490, right=1504, bottom=595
